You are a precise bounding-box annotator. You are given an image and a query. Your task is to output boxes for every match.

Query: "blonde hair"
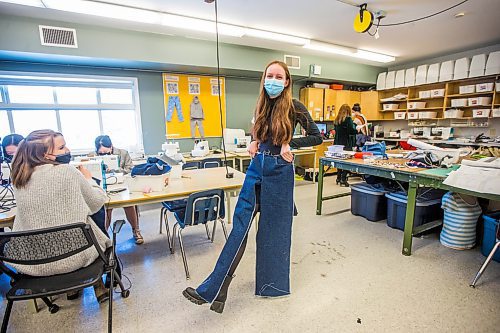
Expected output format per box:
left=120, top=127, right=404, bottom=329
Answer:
left=334, top=104, right=352, bottom=125
left=11, top=129, right=63, bottom=188
left=252, top=60, right=294, bottom=145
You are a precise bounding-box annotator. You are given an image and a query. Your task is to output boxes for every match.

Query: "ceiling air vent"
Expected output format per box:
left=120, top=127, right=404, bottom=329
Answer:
left=284, top=55, right=300, bottom=69
left=39, top=25, right=78, bottom=48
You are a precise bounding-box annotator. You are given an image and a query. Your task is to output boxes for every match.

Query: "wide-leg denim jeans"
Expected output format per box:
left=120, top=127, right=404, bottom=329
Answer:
left=196, top=152, right=295, bottom=302
left=166, top=95, right=184, bottom=122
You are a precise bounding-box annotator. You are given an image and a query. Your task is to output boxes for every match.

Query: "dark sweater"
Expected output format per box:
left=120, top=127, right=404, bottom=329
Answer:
left=334, top=117, right=357, bottom=150
left=259, top=99, right=323, bottom=154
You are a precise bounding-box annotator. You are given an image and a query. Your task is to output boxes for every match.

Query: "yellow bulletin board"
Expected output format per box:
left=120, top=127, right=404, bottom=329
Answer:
left=162, top=73, right=226, bottom=139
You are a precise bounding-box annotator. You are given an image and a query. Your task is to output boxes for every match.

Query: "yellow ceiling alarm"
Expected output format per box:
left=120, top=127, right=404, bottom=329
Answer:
left=353, top=3, right=373, bottom=33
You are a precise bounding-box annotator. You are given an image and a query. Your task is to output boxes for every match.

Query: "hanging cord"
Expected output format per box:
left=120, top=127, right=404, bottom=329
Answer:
left=213, top=0, right=233, bottom=178
left=377, top=0, right=469, bottom=27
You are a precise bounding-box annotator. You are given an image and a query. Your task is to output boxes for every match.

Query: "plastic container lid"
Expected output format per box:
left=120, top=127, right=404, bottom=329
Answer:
left=385, top=191, right=442, bottom=206
left=350, top=182, right=387, bottom=196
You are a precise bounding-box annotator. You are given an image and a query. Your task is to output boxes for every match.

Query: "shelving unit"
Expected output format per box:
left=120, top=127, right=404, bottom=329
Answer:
left=372, top=74, right=499, bottom=122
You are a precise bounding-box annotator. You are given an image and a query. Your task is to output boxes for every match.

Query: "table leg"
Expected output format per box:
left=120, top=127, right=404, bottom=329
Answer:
left=312, top=152, right=317, bottom=184
left=316, top=161, right=325, bottom=215
left=226, top=191, right=232, bottom=224
left=402, top=182, right=418, bottom=256
left=239, top=158, right=243, bottom=172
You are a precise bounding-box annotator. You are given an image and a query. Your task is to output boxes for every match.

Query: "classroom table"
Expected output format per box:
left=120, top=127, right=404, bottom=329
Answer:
left=0, top=210, right=15, bottom=229
left=316, top=156, right=500, bottom=256
left=231, top=148, right=318, bottom=182
left=181, top=151, right=237, bottom=168
left=107, top=167, right=245, bottom=224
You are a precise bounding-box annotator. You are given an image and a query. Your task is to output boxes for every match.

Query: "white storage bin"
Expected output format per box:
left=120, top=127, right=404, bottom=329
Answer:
left=328, top=145, right=344, bottom=153
left=469, top=54, right=487, bottom=78
left=415, top=65, right=428, bottom=85
left=475, top=82, right=494, bottom=92
left=431, top=89, right=445, bottom=97
left=468, top=97, right=492, bottom=106
left=451, top=98, right=468, bottom=107
left=492, top=109, right=500, bottom=118
left=472, top=109, right=491, bottom=118
left=485, top=51, right=500, bottom=75
left=419, top=111, right=437, bottom=119
left=426, top=63, right=440, bottom=83
left=394, top=70, right=405, bottom=88
left=408, top=112, right=419, bottom=119
left=385, top=71, right=396, bottom=89
left=405, top=68, right=416, bottom=87
left=376, top=72, right=386, bottom=90
left=394, top=112, right=406, bottom=119
left=444, top=109, right=464, bottom=118
left=407, top=101, right=427, bottom=109
left=454, top=57, right=470, bottom=80
left=439, top=60, right=454, bottom=82
left=125, top=173, right=170, bottom=192
left=383, top=103, right=399, bottom=110
left=459, top=85, right=475, bottom=94
left=419, top=90, right=431, bottom=98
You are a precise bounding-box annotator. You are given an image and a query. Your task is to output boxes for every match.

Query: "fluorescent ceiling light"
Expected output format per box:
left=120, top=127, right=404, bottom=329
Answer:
left=0, top=0, right=44, bottom=6
left=304, top=41, right=395, bottom=63
left=42, top=0, right=161, bottom=24
left=161, top=14, right=245, bottom=37
left=354, top=50, right=395, bottom=63
left=245, top=28, right=309, bottom=46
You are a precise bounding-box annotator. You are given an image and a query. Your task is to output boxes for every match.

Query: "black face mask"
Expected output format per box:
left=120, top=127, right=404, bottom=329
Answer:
left=98, top=152, right=112, bottom=156
left=55, top=152, right=72, bottom=164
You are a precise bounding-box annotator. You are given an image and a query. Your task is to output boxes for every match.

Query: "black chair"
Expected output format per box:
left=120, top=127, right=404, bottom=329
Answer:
left=0, top=221, right=129, bottom=333
left=182, top=161, right=201, bottom=170
left=470, top=222, right=500, bottom=287
left=169, top=189, right=228, bottom=279
left=201, top=157, right=222, bottom=168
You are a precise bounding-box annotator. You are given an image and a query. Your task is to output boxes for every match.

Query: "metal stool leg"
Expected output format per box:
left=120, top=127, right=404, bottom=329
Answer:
left=220, top=218, right=228, bottom=241
left=470, top=241, right=500, bottom=287
left=159, top=207, right=165, bottom=234
left=211, top=220, right=217, bottom=242
left=204, top=224, right=211, bottom=240
left=1, top=300, right=13, bottom=333
left=163, top=210, right=172, bottom=251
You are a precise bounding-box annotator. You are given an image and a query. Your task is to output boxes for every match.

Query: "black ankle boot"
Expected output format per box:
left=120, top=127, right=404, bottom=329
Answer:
left=210, top=275, right=234, bottom=314
left=182, top=287, right=207, bottom=305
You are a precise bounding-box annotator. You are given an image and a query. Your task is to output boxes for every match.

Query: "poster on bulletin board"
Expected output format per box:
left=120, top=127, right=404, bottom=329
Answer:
left=162, top=73, right=226, bottom=139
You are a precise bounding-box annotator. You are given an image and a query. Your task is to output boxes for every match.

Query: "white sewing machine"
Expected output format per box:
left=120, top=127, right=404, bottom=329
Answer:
left=191, top=140, right=209, bottom=157
left=235, top=136, right=251, bottom=153
left=162, top=142, right=179, bottom=156
left=69, top=160, right=105, bottom=187
left=73, top=155, right=120, bottom=171
left=223, top=128, right=245, bottom=152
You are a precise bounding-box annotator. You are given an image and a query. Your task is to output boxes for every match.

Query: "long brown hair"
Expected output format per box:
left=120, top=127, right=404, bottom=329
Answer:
left=252, top=61, right=294, bottom=145
left=11, top=129, right=63, bottom=188
left=334, top=104, right=352, bottom=125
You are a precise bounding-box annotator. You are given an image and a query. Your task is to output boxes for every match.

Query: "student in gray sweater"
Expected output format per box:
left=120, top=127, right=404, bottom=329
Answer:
left=10, top=130, right=110, bottom=302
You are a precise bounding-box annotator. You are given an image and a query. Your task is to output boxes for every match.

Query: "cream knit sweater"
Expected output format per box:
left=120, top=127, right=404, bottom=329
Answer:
left=11, top=164, right=110, bottom=276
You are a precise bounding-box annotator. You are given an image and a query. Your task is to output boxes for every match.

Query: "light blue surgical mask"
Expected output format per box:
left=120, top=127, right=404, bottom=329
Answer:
left=264, top=78, right=285, bottom=98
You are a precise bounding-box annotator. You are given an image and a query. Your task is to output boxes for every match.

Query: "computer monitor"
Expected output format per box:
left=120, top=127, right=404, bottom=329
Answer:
left=316, top=123, right=327, bottom=134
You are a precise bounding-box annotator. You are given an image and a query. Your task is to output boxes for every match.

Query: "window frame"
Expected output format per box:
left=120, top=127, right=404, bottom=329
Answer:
left=0, top=71, right=143, bottom=155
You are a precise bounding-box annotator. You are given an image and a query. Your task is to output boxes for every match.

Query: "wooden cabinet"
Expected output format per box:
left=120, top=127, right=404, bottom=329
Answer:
left=360, top=91, right=379, bottom=120
left=299, top=88, right=324, bottom=121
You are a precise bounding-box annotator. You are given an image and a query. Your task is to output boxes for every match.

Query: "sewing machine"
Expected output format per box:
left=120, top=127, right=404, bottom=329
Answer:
left=191, top=140, right=209, bottom=157
left=235, top=136, right=251, bottom=153
left=74, top=155, right=120, bottom=171
left=431, top=127, right=454, bottom=140
left=69, top=160, right=106, bottom=188
left=1, top=163, right=11, bottom=185
left=223, top=128, right=246, bottom=152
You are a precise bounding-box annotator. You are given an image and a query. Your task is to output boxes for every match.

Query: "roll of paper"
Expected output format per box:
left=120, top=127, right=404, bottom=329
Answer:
left=407, top=138, right=444, bottom=151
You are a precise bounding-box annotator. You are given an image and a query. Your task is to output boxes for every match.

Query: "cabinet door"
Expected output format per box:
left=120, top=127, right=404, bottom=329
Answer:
left=300, top=88, right=324, bottom=121
left=360, top=91, right=379, bottom=120
left=324, top=89, right=336, bottom=121
left=334, top=90, right=350, bottom=108
left=349, top=91, right=361, bottom=106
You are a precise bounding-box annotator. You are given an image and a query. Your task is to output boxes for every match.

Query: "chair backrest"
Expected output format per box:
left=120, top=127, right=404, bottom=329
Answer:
left=201, top=158, right=222, bottom=169
left=183, top=189, right=225, bottom=226
left=0, top=223, right=101, bottom=266
left=182, top=161, right=200, bottom=170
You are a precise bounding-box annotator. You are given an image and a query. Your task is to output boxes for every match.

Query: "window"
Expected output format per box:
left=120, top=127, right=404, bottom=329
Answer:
left=0, top=72, right=143, bottom=154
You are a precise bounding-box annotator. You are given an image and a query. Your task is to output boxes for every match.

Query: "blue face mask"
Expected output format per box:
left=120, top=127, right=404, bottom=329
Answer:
left=54, top=152, right=72, bottom=164
left=264, top=78, right=285, bottom=98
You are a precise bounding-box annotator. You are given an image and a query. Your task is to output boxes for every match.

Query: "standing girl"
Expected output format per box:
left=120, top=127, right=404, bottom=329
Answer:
left=183, top=61, right=322, bottom=313
left=334, top=104, right=357, bottom=186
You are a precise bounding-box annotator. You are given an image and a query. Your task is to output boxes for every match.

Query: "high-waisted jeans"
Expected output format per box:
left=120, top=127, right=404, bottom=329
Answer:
left=166, top=95, right=184, bottom=122
left=196, top=152, right=295, bottom=302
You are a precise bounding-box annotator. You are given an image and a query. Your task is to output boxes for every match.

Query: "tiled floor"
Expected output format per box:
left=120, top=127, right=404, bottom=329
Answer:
left=1, top=177, right=499, bottom=332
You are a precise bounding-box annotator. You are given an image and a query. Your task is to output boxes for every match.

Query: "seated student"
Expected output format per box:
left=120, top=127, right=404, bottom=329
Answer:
left=10, top=129, right=110, bottom=303
left=352, top=103, right=370, bottom=151
left=95, top=135, right=143, bottom=245
left=2, top=134, right=24, bottom=162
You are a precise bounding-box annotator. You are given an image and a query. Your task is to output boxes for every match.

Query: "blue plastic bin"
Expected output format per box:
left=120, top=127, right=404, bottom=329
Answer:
left=350, top=182, right=387, bottom=222
left=481, top=212, right=500, bottom=262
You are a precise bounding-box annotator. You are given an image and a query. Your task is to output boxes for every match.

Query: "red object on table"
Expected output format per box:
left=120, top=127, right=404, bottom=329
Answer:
left=399, top=141, right=416, bottom=150
left=354, top=152, right=373, bottom=159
